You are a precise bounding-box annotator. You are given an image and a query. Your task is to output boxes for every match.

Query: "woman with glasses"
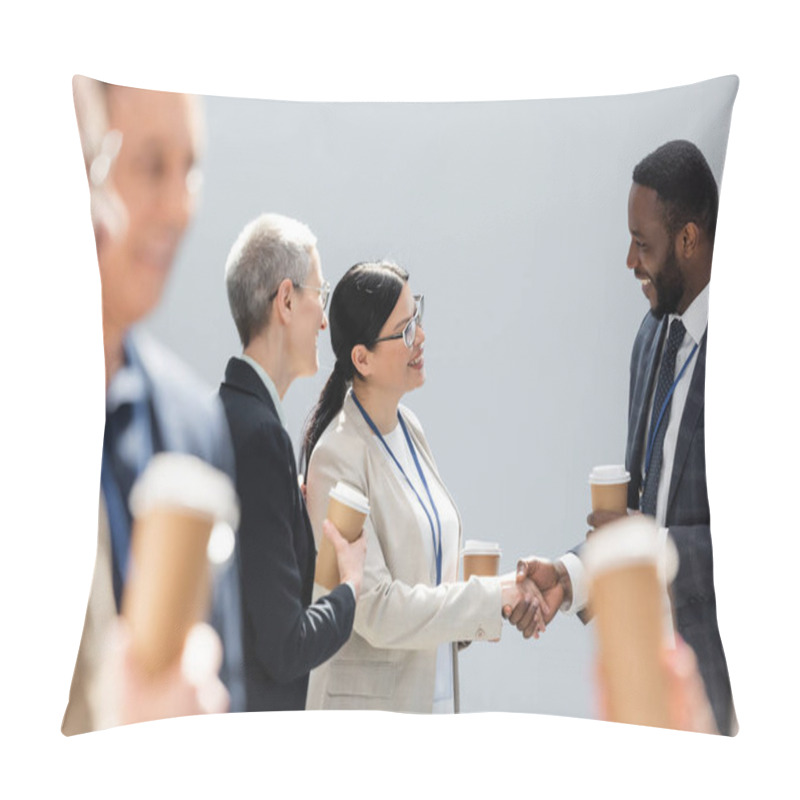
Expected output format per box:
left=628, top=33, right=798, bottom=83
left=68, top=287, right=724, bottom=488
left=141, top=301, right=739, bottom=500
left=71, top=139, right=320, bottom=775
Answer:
left=301, top=261, right=545, bottom=713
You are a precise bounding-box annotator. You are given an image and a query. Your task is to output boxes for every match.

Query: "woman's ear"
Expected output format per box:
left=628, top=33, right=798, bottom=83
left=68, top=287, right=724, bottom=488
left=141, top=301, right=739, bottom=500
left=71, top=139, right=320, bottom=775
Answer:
left=351, top=343, right=371, bottom=378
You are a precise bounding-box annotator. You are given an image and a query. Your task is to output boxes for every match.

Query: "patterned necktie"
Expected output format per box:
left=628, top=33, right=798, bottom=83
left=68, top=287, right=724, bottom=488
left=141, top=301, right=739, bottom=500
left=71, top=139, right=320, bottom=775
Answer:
left=641, top=318, right=686, bottom=517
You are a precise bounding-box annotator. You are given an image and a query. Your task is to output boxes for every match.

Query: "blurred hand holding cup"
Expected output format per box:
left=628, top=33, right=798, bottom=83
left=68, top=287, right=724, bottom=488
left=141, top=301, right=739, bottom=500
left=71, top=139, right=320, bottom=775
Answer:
left=582, top=515, right=679, bottom=728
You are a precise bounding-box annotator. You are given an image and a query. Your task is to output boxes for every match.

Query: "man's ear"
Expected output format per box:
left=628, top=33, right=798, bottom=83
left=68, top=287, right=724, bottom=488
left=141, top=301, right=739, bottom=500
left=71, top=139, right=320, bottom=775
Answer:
left=273, top=278, right=295, bottom=325
left=351, top=343, right=372, bottom=379
left=678, top=222, right=701, bottom=260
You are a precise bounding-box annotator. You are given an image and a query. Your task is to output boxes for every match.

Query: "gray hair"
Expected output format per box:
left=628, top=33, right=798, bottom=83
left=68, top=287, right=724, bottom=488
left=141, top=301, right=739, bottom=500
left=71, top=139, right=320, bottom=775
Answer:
left=225, top=213, right=318, bottom=346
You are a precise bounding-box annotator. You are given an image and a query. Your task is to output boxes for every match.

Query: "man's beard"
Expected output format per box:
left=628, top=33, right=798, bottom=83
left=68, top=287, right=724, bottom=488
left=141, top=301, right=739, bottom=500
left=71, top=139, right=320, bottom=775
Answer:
left=652, top=242, right=686, bottom=319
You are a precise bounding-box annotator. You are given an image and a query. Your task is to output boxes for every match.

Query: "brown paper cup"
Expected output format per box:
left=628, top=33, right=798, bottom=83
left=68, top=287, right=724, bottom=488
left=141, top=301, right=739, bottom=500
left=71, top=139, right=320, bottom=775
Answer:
left=315, top=482, right=369, bottom=592
left=121, top=454, right=240, bottom=676
left=583, top=516, right=678, bottom=729
left=589, top=464, right=631, bottom=515
left=122, top=508, right=214, bottom=674
left=462, top=552, right=500, bottom=580
left=461, top=541, right=501, bottom=580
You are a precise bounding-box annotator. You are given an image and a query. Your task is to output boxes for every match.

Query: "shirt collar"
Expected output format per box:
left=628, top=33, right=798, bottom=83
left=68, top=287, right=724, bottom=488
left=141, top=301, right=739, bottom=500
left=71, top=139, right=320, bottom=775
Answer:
left=669, top=282, right=708, bottom=346
left=238, top=354, right=288, bottom=430
left=106, top=334, right=150, bottom=414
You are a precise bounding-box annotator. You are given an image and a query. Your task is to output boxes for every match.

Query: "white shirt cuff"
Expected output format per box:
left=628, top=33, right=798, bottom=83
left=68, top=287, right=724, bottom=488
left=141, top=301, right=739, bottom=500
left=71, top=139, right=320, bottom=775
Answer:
left=343, top=580, right=357, bottom=601
left=559, top=553, right=588, bottom=614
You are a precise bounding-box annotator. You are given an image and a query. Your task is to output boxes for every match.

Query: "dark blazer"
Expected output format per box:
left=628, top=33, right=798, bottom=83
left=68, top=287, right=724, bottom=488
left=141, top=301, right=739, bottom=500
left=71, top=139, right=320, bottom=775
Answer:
left=625, top=311, right=734, bottom=735
left=219, top=357, right=356, bottom=712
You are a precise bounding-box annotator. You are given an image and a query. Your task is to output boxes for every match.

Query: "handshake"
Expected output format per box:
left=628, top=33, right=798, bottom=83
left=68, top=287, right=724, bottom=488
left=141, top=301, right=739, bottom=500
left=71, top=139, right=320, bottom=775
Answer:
left=499, top=557, right=574, bottom=639
left=497, top=505, right=630, bottom=638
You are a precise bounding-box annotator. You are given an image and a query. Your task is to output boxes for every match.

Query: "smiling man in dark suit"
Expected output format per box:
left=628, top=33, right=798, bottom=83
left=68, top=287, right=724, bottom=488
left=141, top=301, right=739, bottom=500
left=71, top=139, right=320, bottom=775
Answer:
left=513, top=140, right=736, bottom=735
left=219, top=213, right=366, bottom=712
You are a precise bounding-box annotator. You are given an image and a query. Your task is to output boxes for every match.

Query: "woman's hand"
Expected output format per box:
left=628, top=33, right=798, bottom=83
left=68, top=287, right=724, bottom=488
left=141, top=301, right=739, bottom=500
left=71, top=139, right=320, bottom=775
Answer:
left=500, top=571, right=549, bottom=639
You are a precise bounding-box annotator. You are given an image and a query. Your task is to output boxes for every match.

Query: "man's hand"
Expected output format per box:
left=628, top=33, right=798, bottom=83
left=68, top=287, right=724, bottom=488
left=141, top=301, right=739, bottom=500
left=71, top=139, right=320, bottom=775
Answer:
left=586, top=509, right=640, bottom=537
left=594, top=634, right=718, bottom=734
left=662, top=634, right=718, bottom=734
left=324, top=518, right=367, bottom=597
left=107, top=620, right=229, bottom=727
left=511, top=557, right=572, bottom=627
left=500, top=572, right=548, bottom=639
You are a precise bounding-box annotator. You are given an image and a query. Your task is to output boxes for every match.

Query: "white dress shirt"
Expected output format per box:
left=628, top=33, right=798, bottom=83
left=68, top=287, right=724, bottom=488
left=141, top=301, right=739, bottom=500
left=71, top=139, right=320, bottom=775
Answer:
left=382, top=422, right=459, bottom=713
left=561, top=284, right=709, bottom=614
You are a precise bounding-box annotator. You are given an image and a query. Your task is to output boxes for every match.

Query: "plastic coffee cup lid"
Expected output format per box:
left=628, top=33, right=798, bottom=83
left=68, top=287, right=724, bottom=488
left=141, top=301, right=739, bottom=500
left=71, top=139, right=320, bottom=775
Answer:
left=129, top=453, right=240, bottom=529
left=461, top=539, right=502, bottom=557
left=329, top=481, right=370, bottom=514
left=581, top=516, right=678, bottom=582
left=589, top=464, right=631, bottom=485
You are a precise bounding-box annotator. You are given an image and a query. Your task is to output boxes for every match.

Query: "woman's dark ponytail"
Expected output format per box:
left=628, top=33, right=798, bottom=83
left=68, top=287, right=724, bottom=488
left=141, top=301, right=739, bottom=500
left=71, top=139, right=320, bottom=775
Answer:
left=301, top=260, right=408, bottom=473
left=301, top=359, right=350, bottom=473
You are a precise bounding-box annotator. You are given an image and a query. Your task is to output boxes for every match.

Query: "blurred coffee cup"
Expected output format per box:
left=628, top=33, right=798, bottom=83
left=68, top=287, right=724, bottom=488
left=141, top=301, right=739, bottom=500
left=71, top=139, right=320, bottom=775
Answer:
left=121, top=454, right=239, bottom=676
left=582, top=515, right=679, bottom=728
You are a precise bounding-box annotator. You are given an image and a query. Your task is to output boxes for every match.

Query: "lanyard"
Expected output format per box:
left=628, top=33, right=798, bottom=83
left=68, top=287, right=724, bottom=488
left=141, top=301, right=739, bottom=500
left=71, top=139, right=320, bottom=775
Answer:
left=643, top=340, right=699, bottom=482
left=351, top=392, right=443, bottom=585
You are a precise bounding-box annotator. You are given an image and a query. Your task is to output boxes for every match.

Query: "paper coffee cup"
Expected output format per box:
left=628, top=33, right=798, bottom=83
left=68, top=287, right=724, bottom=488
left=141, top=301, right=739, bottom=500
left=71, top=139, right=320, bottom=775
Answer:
left=461, top=540, right=501, bottom=580
left=582, top=516, right=679, bottom=729
left=122, top=454, right=240, bottom=675
left=589, top=464, right=631, bottom=515
left=314, top=482, right=369, bottom=591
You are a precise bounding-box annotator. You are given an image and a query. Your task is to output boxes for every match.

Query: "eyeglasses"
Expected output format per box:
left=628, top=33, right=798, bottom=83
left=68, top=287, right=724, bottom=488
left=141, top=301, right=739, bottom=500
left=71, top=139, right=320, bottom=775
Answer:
left=372, top=295, right=424, bottom=349
left=268, top=279, right=331, bottom=311
left=297, top=280, right=331, bottom=311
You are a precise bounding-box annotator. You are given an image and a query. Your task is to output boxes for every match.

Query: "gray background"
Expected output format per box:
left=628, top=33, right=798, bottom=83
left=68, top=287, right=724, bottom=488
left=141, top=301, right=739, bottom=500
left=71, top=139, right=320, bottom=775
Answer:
left=146, top=76, right=737, bottom=719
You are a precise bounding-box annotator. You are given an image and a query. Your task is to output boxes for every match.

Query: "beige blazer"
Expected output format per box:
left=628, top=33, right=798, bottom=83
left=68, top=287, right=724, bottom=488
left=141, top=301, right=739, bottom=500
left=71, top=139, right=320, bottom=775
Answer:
left=305, top=391, right=503, bottom=713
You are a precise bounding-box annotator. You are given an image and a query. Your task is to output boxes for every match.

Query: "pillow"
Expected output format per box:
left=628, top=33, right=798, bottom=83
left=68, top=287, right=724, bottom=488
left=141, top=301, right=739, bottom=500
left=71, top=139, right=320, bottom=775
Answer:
left=64, top=74, right=738, bottom=734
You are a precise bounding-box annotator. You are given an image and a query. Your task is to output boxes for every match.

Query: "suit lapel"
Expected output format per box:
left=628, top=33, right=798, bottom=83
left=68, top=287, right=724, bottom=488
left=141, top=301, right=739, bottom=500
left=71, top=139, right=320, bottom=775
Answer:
left=667, top=331, right=706, bottom=516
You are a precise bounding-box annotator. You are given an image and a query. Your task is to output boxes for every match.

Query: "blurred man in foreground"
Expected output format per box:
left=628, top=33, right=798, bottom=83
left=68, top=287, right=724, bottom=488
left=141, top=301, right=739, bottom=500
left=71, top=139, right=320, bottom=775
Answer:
left=62, top=77, right=238, bottom=734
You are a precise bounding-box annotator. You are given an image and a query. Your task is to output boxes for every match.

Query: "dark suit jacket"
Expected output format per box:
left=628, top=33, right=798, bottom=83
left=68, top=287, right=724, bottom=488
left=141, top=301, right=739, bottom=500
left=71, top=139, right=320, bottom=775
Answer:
left=219, top=357, right=356, bottom=712
left=63, top=330, right=240, bottom=734
left=625, top=311, right=734, bottom=735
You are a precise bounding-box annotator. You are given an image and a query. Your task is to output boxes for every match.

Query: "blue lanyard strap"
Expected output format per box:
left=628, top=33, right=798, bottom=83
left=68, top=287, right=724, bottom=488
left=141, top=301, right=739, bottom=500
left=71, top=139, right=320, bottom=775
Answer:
left=644, top=340, right=699, bottom=480
left=351, top=392, right=443, bottom=585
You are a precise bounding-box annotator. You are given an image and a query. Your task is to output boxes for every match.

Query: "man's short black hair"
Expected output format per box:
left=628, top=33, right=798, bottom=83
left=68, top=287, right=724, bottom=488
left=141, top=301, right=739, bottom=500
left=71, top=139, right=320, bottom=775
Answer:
left=633, top=140, right=719, bottom=243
